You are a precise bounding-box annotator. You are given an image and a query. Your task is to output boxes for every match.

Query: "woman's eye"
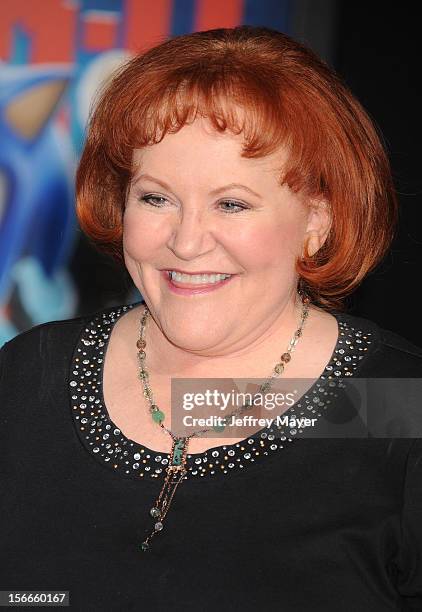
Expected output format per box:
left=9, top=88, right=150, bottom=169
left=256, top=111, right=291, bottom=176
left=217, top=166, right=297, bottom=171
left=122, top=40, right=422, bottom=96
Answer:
left=138, top=195, right=248, bottom=213
left=139, top=194, right=168, bottom=207
left=219, top=200, right=248, bottom=213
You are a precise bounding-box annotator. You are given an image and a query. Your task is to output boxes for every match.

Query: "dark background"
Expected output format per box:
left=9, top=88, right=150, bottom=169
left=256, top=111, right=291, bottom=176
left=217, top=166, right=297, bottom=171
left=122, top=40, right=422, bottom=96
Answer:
left=335, top=3, right=421, bottom=345
left=70, top=2, right=422, bottom=347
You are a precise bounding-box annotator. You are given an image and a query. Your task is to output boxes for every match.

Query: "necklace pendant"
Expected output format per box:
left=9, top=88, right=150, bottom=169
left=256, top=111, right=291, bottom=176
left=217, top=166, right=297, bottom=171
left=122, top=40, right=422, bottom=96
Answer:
left=171, top=437, right=188, bottom=466
left=140, top=437, right=189, bottom=551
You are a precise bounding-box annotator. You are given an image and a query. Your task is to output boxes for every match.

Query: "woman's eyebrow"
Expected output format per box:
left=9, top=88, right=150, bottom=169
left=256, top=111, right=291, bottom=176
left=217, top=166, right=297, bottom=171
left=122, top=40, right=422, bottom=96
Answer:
left=132, top=174, right=262, bottom=199
left=210, top=183, right=262, bottom=199
left=132, top=173, right=172, bottom=191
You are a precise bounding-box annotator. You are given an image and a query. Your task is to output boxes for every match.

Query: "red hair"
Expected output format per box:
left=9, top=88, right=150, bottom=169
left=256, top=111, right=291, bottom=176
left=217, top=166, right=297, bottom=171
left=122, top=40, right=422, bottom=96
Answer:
left=76, top=26, right=398, bottom=311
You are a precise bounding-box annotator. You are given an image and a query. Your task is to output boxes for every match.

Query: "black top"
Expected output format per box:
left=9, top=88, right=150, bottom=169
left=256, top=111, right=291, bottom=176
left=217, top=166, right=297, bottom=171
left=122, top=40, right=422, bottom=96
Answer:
left=1, top=302, right=422, bottom=612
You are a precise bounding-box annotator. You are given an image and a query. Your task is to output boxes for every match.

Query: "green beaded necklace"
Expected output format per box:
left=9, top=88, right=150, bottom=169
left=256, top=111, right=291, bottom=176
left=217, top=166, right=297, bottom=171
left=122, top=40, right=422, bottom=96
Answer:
left=137, top=292, right=310, bottom=550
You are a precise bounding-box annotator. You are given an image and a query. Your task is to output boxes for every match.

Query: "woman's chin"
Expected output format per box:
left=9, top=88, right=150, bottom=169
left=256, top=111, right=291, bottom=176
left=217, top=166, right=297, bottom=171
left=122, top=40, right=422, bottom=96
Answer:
left=162, top=324, right=229, bottom=354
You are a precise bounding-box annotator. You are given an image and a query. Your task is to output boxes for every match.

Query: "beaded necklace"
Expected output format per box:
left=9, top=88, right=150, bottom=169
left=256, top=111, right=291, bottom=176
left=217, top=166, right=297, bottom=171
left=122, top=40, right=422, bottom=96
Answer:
left=137, top=292, right=310, bottom=550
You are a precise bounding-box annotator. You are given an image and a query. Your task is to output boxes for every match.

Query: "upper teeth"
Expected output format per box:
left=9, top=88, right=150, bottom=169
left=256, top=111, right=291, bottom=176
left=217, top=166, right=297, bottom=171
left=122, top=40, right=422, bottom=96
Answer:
left=168, top=271, right=231, bottom=284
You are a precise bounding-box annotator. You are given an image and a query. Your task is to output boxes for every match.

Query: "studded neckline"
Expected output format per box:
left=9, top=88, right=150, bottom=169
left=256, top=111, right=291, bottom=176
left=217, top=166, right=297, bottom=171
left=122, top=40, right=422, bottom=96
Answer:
left=69, top=302, right=375, bottom=481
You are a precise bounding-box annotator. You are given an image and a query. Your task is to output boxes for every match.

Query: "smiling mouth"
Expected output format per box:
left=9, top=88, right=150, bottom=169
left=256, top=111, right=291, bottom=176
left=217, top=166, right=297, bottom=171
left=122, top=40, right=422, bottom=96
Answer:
left=161, top=269, right=235, bottom=292
left=165, top=270, right=233, bottom=286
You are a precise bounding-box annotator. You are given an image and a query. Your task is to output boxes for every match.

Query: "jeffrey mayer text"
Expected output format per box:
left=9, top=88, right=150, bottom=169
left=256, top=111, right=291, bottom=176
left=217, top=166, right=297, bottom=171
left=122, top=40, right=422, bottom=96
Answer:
left=229, top=415, right=317, bottom=428
left=183, top=414, right=317, bottom=428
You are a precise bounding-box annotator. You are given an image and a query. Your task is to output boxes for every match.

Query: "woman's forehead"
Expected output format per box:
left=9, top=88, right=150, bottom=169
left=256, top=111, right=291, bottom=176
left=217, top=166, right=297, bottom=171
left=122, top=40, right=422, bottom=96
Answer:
left=131, top=118, right=288, bottom=178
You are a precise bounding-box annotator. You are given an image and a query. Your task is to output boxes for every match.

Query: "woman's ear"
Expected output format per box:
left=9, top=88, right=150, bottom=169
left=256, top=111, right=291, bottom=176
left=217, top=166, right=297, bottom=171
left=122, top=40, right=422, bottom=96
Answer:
left=302, top=199, right=332, bottom=258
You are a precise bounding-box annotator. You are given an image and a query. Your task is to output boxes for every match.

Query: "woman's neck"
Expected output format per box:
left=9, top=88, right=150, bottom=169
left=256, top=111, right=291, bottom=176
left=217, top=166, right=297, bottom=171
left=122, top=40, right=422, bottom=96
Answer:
left=137, top=296, right=308, bottom=379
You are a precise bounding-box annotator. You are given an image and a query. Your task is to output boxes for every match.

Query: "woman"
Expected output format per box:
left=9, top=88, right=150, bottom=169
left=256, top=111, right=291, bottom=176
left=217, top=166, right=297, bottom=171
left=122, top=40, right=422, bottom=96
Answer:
left=1, top=26, right=422, bottom=611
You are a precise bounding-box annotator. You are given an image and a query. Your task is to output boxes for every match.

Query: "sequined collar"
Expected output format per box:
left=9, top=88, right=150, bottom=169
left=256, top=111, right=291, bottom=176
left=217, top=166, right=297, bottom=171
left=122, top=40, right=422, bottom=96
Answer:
left=69, top=303, right=374, bottom=480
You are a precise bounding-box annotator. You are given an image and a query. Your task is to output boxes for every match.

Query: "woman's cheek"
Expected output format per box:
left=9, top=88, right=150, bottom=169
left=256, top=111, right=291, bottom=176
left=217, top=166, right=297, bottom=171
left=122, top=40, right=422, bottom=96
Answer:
left=239, top=223, right=300, bottom=266
left=122, top=208, right=159, bottom=258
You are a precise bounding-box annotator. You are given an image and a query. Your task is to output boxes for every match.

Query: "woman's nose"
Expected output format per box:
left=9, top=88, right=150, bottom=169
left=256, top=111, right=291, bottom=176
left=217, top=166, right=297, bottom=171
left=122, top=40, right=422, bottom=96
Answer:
left=166, top=210, right=217, bottom=260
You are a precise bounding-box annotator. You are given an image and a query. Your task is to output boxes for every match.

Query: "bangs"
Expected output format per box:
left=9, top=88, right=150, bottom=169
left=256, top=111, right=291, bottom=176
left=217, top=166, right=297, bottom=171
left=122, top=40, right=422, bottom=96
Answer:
left=130, top=74, right=287, bottom=156
left=101, top=59, right=319, bottom=196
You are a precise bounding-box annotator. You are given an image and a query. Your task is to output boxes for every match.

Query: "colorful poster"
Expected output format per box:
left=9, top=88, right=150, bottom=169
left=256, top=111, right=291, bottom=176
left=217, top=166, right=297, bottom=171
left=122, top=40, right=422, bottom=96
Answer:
left=0, top=0, right=290, bottom=344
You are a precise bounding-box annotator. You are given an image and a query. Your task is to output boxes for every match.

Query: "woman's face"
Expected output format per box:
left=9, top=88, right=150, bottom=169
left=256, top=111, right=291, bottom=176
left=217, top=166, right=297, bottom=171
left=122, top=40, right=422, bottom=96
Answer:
left=124, top=117, right=324, bottom=355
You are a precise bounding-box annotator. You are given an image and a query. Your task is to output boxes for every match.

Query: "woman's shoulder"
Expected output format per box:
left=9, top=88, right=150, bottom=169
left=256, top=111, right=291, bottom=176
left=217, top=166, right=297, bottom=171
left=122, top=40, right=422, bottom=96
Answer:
left=0, top=302, right=134, bottom=369
left=1, top=312, right=89, bottom=359
left=334, top=310, right=422, bottom=376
